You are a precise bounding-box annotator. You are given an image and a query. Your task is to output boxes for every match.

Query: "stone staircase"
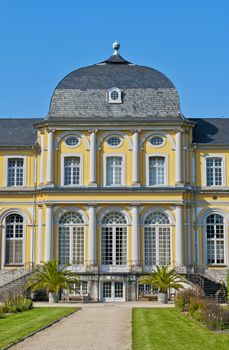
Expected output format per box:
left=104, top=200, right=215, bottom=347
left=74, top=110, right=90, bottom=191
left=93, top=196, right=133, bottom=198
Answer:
left=186, top=272, right=227, bottom=303
left=0, top=270, right=33, bottom=302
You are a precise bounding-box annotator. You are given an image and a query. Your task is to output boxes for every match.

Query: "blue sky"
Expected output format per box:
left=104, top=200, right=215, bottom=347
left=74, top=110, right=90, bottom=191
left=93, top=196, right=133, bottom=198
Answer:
left=0, top=0, right=228, bottom=118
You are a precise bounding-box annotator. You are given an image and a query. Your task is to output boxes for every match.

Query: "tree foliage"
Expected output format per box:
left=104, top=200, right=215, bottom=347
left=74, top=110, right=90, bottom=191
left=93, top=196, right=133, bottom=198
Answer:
left=26, top=260, right=79, bottom=294
left=139, top=265, right=186, bottom=293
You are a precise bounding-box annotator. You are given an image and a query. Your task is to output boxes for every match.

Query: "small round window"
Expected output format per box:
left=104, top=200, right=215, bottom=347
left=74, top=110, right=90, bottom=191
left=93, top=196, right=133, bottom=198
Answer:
left=150, top=136, right=164, bottom=147
left=110, top=90, right=119, bottom=101
left=107, top=136, right=122, bottom=147
left=65, top=136, right=80, bottom=147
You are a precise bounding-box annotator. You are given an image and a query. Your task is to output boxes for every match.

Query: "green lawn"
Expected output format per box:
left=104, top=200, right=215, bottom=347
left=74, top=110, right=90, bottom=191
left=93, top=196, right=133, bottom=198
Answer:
left=132, top=308, right=229, bottom=350
left=0, top=307, right=77, bottom=349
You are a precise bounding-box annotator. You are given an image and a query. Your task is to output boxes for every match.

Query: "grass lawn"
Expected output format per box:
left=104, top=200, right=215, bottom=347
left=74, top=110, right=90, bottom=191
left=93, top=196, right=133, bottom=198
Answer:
left=0, top=307, right=77, bottom=349
left=132, top=308, right=229, bottom=350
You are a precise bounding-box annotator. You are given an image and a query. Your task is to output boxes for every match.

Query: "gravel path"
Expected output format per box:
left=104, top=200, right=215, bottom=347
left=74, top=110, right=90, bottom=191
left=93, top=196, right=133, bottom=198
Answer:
left=11, top=304, right=131, bottom=350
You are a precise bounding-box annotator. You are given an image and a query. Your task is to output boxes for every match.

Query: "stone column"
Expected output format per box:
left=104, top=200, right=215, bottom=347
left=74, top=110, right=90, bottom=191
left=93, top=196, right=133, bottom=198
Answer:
left=45, top=205, right=53, bottom=261
left=39, top=130, right=44, bottom=185
left=88, top=205, right=96, bottom=265
left=89, top=130, right=97, bottom=186
left=175, top=129, right=183, bottom=185
left=186, top=206, right=191, bottom=268
left=37, top=205, right=43, bottom=264
left=132, top=130, right=140, bottom=185
left=176, top=205, right=184, bottom=266
left=132, top=206, right=140, bottom=265
left=46, top=129, right=54, bottom=185
left=185, top=129, right=190, bottom=184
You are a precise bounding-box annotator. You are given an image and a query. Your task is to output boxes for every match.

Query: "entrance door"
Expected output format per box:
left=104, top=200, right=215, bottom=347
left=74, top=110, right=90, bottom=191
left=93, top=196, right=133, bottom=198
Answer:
left=102, top=281, right=125, bottom=302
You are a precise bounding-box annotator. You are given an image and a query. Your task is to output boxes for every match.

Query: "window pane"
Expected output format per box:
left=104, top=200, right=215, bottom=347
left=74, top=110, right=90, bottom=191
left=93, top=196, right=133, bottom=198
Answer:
left=206, top=214, right=224, bottom=264
left=106, top=157, right=123, bottom=186
left=5, top=214, right=23, bottom=264
left=206, top=158, right=222, bottom=186
left=7, top=159, right=24, bottom=187
left=149, top=157, right=165, bottom=185
left=64, top=157, right=80, bottom=185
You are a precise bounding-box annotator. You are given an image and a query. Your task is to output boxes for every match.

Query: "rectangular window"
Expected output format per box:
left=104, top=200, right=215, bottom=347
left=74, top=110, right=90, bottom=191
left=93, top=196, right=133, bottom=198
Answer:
left=106, top=156, right=123, bottom=186
left=7, top=158, right=24, bottom=187
left=206, top=157, right=222, bottom=186
left=64, top=157, right=81, bottom=186
left=149, top=156, right=165, bottom=186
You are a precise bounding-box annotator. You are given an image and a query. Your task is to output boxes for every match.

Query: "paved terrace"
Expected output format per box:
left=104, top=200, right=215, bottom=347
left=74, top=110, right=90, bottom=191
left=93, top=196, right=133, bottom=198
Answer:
left=10, top=302, right=174, bottom=350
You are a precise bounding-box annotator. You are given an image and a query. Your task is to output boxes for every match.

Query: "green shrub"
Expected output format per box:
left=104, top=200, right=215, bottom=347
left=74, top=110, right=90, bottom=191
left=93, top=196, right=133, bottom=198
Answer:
left=2, top=294, right=33, bottom=314
left=226, top=269, right=229, bottom=304
left=175, top=289, right=198, bottom=312
left=188, top=296, right=204, bottom=317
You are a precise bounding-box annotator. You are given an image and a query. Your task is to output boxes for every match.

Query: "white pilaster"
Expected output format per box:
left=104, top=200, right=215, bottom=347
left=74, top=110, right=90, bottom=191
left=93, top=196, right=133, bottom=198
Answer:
left=45, top=205, right=53, bottom=261
left=132, top=206, right=140, bottom=265
left=176, top=205, right=184, bottom=266
left=89, top=130, right=97, bottom=186
left=47, top=129, right=54, bottom=185
left=88, top=206, right=96, bottom=264
left=175, top=129, right=183, bottom=185
left=37, top=205, right=43, bottom=264
left=185, top=129, right=190, bottom=184
left=39, top=130, right=44, bottom=185
left=132, top=130, right=140, bottom=185
left=186, top=207, right=191, bottom=268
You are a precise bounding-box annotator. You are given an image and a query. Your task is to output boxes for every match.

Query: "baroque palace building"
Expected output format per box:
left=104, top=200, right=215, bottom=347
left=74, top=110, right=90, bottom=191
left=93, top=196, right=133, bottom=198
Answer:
left=0, top=42, right=228, bottom=302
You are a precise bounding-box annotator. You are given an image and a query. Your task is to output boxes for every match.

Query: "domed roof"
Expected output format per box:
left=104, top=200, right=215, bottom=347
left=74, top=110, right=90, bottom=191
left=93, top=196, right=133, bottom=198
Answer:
left=48, top=43, right=181, bottom=120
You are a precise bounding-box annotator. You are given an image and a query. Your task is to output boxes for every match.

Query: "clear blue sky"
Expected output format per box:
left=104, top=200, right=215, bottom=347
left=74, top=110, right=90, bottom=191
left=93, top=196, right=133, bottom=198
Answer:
left=0, top=0, right=228, bottom=119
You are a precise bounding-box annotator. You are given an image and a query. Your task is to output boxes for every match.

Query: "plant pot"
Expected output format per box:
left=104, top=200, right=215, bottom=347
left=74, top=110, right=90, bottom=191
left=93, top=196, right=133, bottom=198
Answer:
left=158, top=292, right=168, bottom=304
left=48, top=292, right=59, bottom=303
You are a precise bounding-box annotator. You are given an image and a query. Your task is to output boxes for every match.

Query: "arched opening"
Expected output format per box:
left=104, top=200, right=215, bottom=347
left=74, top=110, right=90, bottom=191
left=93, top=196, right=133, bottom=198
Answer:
left=5, top=214, right=24, bottom=265
left=144, top=211, right=171, bottom=266
left=206, top=214, right=225, bottom=265
left=101, top=211, right=128, bottom=266
left=58, top=211, right=85, bottom=265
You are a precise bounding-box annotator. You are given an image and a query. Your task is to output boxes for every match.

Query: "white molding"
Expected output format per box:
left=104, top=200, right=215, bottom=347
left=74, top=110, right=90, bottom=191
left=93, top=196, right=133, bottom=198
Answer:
left=54, top=131, right=90, bottom=150
left=139, top=131, right=175, bottom=150
left=202, top=153, right=226, bottom=187
left=201, top=210, right=228, bottom=266
left=54, top=206, right=89, bottom=224
left=145, top=153, right=168, bottom=186
left=97, top=131, right=132, bottom=150
left=198, top=207, right=229, bottom=225
left=108, top=87, right=122, bottom=104
left=4, top=156, right=27, bottom=187
left=0, top=209, right=31, bottom=268
left=103, top=153, right=126, bottom=187
left=97, top=207, right=132, bottom=225
left=60, top=153, right=83, bottom=187
left=140, top=207, right=175, bottom=225
left=39, top=199, right=185, bottom=205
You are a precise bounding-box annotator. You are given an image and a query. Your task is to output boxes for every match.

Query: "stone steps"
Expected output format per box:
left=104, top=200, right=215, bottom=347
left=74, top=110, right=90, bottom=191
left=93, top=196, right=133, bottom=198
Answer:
left=0, top=273, right=33, bottom=301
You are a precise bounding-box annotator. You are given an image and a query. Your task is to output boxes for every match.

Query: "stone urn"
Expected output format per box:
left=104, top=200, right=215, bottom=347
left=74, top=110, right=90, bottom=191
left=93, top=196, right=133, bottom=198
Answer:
left=49, top=292, right=59, bottom=303
left=158, top=292, right=168, bottom=304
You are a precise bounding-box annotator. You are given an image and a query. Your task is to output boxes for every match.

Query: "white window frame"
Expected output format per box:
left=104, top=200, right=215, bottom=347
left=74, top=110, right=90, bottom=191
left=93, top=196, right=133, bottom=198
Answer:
left=149, top=134, right=166, bottom=148
left=106, top=135, right=123, bottom=149
left=143, top=213, right=172, bottom=269
left=203, top=154, right=226, bottom=187
left=145, top=153, right=168, bottom=186
left=103, top=154, right=125, bottom=187
left=203, top=213, right=228, bottom=266
left=61, top=153, right=83, bottom=187
left=64, top=135, right=81, bottom=149
left=108, top=87, right=122, bottom=104
left=4, top=156, right=26, bottom=187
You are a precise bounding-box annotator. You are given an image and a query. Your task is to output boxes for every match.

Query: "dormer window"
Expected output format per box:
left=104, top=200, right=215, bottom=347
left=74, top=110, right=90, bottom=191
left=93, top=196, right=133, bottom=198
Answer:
left=108, top=88, right=122, bottom=104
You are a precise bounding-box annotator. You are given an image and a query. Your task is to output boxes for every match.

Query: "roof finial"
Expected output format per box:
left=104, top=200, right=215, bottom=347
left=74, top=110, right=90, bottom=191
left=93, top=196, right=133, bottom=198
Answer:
left=112, top=40, right=120, bottom=55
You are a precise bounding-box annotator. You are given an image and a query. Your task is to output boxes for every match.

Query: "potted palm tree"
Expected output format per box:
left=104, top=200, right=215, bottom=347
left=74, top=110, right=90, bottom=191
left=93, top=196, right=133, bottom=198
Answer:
left=139, top=265, right=186, bottom=304
left=26, top=260, right=79, bottom=303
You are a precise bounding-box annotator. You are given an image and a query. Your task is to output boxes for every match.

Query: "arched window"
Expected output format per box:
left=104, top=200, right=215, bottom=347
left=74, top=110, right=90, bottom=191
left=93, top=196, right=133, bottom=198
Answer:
left=206, top=214, right=225, bottom=265
left=101, top=211, right=127, bottom=265
left=144, top=211, right=171, bottom=266
left=58, top=212, right=85, bottom=265
left=5, top=214, right=24, bottom=264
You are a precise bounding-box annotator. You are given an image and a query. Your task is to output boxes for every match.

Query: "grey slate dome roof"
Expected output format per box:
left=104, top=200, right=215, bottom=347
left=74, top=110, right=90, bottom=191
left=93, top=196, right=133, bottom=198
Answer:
left=48, top=43, right=181, bottom=120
